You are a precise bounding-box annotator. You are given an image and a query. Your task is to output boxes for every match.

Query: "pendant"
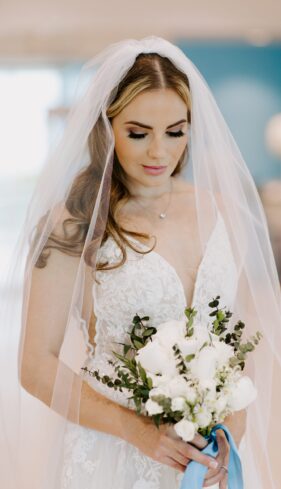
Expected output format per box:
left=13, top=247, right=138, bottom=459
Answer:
left=159, top=212, right=166, bottom=219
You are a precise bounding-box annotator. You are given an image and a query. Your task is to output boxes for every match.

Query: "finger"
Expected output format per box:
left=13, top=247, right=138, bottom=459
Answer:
left=190, top=433, right=209, bottom=449
left=219, top=471, right=228, bottom=489
left=216, top=430, right=230, bottom=483
left=172, top=448, right=191, bottom=468
left=203, top=468, right=225, bottom=487
left=204, top=432, right=230, bottom=483
left=216, top=430, right=230, bottom=459
left=203, top=452, right=226, bottom=481
left=177, top=440, right=219, bottom=470
left=162, top=455, right=186, bottom=473
left=204, top=460, right=229, bottom=486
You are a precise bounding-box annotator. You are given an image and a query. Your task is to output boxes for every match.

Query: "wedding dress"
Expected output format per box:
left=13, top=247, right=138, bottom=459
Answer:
left=60, top=210, right=240, bottom=489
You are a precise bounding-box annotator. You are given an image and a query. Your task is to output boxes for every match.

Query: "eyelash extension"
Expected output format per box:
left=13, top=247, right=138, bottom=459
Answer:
left=128, top=130, right=185, bottom=139
left=168, top=130, right=185, bottom=138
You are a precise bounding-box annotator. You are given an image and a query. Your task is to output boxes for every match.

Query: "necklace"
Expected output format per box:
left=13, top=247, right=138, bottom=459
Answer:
left=132, top=178, right=173, bottom=219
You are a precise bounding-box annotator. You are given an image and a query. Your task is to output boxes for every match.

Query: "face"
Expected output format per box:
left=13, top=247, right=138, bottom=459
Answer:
left=111, top=88, right=188, bottom=190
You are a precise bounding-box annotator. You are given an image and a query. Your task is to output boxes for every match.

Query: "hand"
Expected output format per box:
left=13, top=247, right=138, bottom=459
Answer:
left=132, top=417, right=219, bottom=473
left=203, top=429, right=230, bottom=488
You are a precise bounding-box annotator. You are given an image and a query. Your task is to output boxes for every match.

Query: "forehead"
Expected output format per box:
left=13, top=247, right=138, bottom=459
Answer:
left=117, top=88, right=187, bottom=123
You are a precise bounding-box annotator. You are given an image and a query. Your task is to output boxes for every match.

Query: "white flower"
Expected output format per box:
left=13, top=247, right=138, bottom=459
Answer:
left=168, top=376, right=189, bottom=398
left=176, top=338, right=199, bottom=357
left=171, top=397, right=187, bottom=412
left=214, top=395, right=228, bottom=415
left=200, top=379, right=217, bottom=402
left=145, top=399, right=164, bottom=415
left=149, top=385, right=170, bottom=398
left=185, top=385, right=197, bottom=404
left=228, top=376, right=257, bottom=411
left=147, top=373, right=172, bottom=388
left=194, top=326, right=211, bottom=347
left=154, top=319, right=186, bottom=349
left=136, top=339, right=177, bottom=376
left=174, top=418, right=196, bottom=442
left=213, top=341, right=234, bottom=368
left=195, top=407, right=212, bottom=428
left=190, top=346, right=218, bottom=382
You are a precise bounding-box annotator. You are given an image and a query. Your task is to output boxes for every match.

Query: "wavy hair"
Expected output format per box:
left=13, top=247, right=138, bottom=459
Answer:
left=35, top=52, right=192, bottom=271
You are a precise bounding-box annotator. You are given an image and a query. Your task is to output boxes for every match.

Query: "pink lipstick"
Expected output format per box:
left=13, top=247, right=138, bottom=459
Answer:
left=142, top=165, right=167, bottom=175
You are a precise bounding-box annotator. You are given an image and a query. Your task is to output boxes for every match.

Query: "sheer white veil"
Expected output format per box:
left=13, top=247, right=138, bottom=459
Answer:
left=0, top=35, right=280, bottom=488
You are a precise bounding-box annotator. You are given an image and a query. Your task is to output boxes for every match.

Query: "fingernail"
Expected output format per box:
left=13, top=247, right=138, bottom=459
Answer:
left=209, top=460, right=218, bottom=469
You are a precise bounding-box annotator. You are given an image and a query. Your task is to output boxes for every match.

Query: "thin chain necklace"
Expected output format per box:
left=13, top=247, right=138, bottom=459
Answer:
left=132, top=178, right=173, bottom=219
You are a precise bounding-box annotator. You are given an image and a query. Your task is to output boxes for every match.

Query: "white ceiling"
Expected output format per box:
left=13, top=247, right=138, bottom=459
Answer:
left=0, top=0, right=280, bottom=61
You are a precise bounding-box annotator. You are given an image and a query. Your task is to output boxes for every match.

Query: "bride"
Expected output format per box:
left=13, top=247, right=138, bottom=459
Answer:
left=0, top=36, right=280, bottom=489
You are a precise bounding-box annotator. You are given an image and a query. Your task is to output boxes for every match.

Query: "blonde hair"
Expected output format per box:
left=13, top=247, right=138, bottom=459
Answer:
left=35, top=52, right=192, bottom=271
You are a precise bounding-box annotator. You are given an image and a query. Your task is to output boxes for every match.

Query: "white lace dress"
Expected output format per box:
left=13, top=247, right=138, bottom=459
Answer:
left=60, top=212, right=238, bottom=489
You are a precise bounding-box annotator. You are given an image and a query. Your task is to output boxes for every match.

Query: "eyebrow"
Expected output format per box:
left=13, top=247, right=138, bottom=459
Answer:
left=124, top=119, right=187, bottom=129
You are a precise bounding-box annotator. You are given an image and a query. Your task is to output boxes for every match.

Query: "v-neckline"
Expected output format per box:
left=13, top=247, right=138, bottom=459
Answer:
left=123, top=211, right=222, bottom=309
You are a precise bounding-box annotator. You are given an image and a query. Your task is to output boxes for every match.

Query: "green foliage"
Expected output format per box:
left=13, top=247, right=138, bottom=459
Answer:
left=208, top=296, right=263, bottom=370
left=81, top=298, right=262, bottom=430
left=184, top=307, right=197, bottom=337
left=172, top=344, right=188, bottom=374
left=208, top=295, right=233, bottom=336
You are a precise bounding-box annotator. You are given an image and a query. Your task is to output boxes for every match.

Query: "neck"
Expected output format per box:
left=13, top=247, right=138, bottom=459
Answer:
left=126, top=176, right=173, bottom=201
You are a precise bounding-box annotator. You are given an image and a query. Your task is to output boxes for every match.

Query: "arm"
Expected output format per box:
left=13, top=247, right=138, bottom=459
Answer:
left=20, top=233, right=136, bottom=440
left=20, top=234, right=218, bottom=474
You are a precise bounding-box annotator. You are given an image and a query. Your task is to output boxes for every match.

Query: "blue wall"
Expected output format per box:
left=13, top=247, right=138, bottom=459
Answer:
left=176, top=40, right=281, bottom=184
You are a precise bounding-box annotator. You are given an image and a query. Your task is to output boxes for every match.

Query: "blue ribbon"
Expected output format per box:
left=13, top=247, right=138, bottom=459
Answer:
left=179, top=424, right=243, bottom=489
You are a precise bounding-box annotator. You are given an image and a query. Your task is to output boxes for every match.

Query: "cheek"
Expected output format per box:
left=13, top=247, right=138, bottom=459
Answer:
left=115, top=137, right=144, bottom=165
left=171, top=137, right=188, bottom=158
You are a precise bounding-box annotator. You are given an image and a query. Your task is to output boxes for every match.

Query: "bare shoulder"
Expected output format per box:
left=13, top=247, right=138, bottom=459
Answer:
left=173, top=176, right=226, bottom=210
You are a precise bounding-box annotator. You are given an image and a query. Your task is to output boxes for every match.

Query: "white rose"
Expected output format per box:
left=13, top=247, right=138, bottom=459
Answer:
left=136, top=339, right=177, bottom=376
left=213, top=341, right=234, bottom=368
left=228, top=376, right=257, bottom=411
left=168, top=376, right=189, bottom=398
left=195, top=408, right=212, bottom=428
left=190, top=346, right=218, bottom=382
left=214, top=395, right=228, bottom=415
left=145, top=399, right=164, bottom=415
left=154, top=319, right=186, bottom=349
left=148, top=373, right=172, bottom=388
left=185, top=385, right=197, bottom=404
left=194, top=326, right=211, bottom=347
left=200, top=379, right=216, bottom=390
left=149, top=384, right=170, bottom=398
left=174, top=418, right=196, bottom=442
left=171, top=397, right=186, bottom=412
left=176, top=338, right=199, bottom=357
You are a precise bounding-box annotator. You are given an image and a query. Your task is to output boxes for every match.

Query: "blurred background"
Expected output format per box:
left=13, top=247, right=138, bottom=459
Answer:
left=0, top=0, right=280, bottom=286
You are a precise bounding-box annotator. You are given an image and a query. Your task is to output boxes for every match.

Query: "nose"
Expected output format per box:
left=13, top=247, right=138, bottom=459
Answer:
left=147, top=135, right=166, bottom=160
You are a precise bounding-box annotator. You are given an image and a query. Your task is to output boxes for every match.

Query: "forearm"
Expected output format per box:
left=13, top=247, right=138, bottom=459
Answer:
left=79, top=377, right=144, bottom=441
left=223, top=409, right=247, bottom=447
left=21, top=352, right=143, bottom=443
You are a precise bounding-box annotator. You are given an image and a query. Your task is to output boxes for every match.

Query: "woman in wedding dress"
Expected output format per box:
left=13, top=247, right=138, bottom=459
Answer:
left=59, top=85, right=244, bottom=488
left=1, top=36, right=280, bottom=489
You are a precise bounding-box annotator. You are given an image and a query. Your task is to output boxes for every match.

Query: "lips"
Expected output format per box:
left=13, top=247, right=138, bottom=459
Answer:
left=142, top=165, right=167, bottom=169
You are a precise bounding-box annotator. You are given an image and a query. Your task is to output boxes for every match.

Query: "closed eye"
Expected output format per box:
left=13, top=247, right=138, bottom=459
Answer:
left=128, top=130, right=185, bottom=139
left=168, top=130, right=185, bottom=138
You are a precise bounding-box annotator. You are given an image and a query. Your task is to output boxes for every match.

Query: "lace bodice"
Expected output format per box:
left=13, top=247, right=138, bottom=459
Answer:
left=81, top=211, right=238, bottom=406
left=60, top=212, right=238, bottom=489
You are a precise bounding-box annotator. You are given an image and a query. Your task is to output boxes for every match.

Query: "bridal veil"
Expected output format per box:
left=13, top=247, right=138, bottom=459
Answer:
left=0, top=36, right=280, bottom=488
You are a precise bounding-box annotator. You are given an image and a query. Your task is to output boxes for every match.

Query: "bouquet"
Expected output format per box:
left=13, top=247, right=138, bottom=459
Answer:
left=82, top=296, right=262, bottom=487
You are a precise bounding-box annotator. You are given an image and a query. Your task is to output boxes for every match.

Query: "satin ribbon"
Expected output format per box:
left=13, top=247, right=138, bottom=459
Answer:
left=179, top=424, right=243, bottom=489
